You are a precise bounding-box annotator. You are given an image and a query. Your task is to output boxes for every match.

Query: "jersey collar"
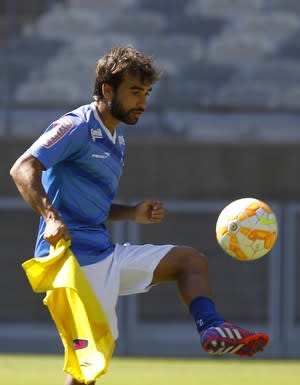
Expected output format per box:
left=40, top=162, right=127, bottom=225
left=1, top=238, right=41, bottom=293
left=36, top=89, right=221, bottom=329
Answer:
left=91, top=102, right=117, bottom=144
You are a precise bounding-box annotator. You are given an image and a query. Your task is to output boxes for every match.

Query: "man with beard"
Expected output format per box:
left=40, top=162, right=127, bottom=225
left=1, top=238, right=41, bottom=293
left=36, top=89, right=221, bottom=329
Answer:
left=10, top=46, right=269, bottom=385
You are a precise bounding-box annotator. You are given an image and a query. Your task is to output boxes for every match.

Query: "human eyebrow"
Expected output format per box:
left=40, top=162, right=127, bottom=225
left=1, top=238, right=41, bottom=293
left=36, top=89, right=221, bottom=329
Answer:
left=129, top=86, right=152, bottom=95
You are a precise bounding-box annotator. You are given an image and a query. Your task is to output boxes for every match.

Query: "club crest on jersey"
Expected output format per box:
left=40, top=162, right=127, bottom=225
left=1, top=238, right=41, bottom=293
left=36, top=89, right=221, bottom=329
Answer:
left=40, top=117, right=73, bottom=148
left=118, top=135, right=125, bottom=145
left=91, top=127, right=103, bottom=141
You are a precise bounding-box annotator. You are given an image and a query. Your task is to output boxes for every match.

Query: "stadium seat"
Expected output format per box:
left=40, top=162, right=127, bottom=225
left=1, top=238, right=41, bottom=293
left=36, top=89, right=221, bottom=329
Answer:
left=3, top=0, right=300, bottom=136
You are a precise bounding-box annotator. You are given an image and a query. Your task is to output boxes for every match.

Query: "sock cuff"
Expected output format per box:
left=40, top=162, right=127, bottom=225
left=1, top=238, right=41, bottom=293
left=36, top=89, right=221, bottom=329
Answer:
left=189, top=296, right=216, bottom=315
left=189, top=296, right=225, bottom=333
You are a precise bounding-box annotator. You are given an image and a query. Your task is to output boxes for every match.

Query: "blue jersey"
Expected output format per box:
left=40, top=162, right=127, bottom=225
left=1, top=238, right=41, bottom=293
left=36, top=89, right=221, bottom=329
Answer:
left=28, top=102, right=126, bottom=266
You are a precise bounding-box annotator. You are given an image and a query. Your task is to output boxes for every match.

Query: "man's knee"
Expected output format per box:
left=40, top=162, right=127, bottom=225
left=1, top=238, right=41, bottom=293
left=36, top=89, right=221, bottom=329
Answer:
left=153, top=246, right=209, bottom=283
left=176, top=247, right=209, bottom=273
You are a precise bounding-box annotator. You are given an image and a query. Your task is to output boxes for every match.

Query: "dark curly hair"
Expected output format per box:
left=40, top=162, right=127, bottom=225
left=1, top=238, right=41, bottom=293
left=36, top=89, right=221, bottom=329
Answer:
left=93, top=46, right=161, bottom=101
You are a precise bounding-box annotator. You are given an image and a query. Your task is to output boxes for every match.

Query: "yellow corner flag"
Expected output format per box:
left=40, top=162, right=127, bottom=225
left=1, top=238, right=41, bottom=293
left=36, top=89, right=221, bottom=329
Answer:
left=22, top=239, right=115, bottom=384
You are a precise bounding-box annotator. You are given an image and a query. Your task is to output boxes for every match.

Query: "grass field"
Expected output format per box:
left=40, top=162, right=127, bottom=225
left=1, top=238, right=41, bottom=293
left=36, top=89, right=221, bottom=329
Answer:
left=1, top=354, right=299, bottom=385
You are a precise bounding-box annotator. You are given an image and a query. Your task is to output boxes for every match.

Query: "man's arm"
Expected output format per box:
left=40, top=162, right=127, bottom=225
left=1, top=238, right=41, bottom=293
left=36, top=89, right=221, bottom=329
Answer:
left=108, top=200, right=165, bottom=224
left=10, top=152, right=70, bottom=245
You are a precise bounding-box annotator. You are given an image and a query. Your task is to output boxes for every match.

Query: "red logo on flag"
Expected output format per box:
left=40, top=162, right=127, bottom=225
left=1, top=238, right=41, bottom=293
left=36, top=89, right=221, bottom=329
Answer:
left=73, top=338, right=88, bottom=350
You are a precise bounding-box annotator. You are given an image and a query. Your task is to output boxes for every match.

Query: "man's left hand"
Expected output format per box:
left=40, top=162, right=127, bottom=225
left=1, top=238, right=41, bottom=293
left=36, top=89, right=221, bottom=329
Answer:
left=134, top=200, right=165, bottom=224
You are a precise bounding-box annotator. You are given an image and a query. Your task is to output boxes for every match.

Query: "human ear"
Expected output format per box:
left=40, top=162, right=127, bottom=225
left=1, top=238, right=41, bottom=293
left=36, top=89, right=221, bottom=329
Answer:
left=102, top=83, right=113, bottom=101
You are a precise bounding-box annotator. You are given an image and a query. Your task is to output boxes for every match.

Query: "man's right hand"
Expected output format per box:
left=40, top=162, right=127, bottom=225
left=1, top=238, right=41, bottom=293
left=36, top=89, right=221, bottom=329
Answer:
left=44, top=217, right=71, bottom=246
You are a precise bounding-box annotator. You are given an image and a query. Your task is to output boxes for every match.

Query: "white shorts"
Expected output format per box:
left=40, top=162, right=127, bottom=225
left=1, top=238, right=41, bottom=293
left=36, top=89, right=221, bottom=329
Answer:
left=82, top=243, right=174, bottom=339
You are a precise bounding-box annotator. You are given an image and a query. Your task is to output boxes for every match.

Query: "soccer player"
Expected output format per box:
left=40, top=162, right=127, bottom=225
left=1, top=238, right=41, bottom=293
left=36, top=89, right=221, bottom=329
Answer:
left=10, top=46, right=269, bottom=385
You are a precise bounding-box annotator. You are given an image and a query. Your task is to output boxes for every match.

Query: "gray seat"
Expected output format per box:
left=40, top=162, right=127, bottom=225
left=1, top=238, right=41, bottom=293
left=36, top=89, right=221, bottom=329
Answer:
left=185, top=0, right=265, bottom=18
left=215, top=80, right=280, bottom=110
left=69, top=0, right=137, bottom=11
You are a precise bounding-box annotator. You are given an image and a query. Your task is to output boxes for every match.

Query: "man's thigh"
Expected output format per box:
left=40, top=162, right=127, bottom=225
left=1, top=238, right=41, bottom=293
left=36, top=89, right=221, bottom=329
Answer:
left=115, top=243, right=174, bottom=295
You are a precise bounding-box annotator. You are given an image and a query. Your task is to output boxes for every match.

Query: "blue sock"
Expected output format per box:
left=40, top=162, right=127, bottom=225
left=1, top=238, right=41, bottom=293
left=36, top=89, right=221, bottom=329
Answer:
left=189, top=296, right=225, bottom=333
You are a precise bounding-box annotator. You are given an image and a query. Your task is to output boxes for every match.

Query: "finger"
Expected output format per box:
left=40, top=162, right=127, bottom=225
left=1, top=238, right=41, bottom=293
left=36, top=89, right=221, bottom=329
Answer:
left=151, top=206, right=164, bottom=216
left=44, top=234, right=60, bottom=246
left=150, top=211, right=164, bottom=222
left=152, top=201, right=163, bottom=210
left=151, top=212, right=164, bottom=220
left=44, top=229, right=71, bottom=245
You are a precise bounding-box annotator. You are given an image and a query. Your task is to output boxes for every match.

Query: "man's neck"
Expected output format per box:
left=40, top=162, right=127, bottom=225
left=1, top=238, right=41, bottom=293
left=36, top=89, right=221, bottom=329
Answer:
left=95, top=101, right=119, bottom=135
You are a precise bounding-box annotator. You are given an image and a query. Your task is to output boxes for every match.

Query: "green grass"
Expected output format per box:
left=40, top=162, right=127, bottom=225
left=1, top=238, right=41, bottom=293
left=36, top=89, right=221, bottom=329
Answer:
left=1, top=355, right=299, bottom=385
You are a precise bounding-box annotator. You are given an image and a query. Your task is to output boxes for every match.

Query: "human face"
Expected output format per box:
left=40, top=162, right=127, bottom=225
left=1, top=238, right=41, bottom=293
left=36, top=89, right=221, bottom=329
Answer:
left=109, top=74, right=152, bottom=125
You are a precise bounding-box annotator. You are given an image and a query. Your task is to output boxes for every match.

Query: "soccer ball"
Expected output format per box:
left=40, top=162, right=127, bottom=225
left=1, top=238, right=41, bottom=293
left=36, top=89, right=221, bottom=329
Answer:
left=216, top=198, right=278, bottom=261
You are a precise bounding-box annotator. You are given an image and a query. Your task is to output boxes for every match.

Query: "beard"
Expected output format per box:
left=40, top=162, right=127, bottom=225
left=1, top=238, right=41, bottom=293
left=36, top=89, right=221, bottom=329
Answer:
left=109, top=95, right=141, bottom=125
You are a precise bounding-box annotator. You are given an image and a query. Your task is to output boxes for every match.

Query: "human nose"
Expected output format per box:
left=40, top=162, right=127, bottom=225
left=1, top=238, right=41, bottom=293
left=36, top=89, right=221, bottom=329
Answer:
left=137, top=95, right=147, bottom=109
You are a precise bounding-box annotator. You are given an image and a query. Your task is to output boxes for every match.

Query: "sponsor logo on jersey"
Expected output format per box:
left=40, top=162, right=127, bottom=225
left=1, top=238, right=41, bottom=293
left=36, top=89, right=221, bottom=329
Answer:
left=91, top=152, right=110, bottom=159
left=91, top=127, right=103, bottom=141
left=73, top=338, right=88, bottom=350
left=40, top=117, right=73, bottom=148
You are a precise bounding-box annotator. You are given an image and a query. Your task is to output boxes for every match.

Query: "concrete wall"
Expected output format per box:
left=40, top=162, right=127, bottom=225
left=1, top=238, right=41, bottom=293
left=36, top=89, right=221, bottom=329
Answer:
left=4, top=137, right=299, bottom=199
left=118, top=139, right=300, bottom=202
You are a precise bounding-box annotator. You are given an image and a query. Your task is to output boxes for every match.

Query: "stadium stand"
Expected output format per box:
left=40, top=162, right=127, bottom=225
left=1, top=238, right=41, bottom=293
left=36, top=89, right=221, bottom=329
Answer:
left=2, top=0, right=300, bottom=139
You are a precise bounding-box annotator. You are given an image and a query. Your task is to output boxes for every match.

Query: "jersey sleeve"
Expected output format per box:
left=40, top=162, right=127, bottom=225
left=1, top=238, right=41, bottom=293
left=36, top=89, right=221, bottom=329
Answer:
left=28, top=115, right=88, bottom=169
